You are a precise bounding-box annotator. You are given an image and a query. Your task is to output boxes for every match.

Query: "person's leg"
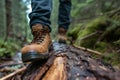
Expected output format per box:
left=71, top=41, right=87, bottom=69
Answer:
left=21, top=0, right=52, bottom=62
left=58, top=0, right=72, bottom=31
left=29, top=0, right=52, bottom=31
left=58, top=0, right=72, bottom=43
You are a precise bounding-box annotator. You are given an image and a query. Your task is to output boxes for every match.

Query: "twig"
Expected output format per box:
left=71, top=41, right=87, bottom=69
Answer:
left=0, top=63, right=24, bottom=69
left=108, top=7, right=120, bottom=17
left=73, top=45, right=103, bottom=56
left=0, top=67, right=26, bottom=80
left=80, top=31, right=99, bottom=41
left=0, top=67, right=16, bottom=72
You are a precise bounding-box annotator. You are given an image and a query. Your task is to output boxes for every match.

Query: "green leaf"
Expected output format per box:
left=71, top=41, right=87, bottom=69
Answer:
left=86, top=0, right=94, bottom=3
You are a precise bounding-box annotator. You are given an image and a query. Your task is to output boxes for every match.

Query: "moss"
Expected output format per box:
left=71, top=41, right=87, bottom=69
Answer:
left=69, top=15, right=120, bottom=51
left=103, top=52, right=120, bottom=66
left=68, top=23, right=82, bottom=40
left=77, top=36, right=98, bottom=48
left=95, top=42, right=108, bottom=53
left=0, top=39, right=21, bottom=57
left=86, top=16, right=108, bottom=30
left=113, top=39, right=120, bottom=46
left=68, top=10, right=120, bottom=68
left=77, top=16, right=108, bottom=40
left=74, top=16, right=108, bottom=48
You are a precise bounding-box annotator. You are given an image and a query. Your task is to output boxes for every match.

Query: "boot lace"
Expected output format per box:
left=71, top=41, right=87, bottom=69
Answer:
left=31, top=27, right=49, bottom=44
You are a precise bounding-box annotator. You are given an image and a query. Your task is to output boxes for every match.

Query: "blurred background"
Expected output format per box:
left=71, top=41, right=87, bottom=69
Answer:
left=0, top=0, right=120, bottom=68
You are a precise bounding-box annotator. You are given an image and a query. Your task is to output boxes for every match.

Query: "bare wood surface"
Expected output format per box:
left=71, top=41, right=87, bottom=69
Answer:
left=42, top=56, right=67, bottom=80
left=34, top=54, right=56, bottom=80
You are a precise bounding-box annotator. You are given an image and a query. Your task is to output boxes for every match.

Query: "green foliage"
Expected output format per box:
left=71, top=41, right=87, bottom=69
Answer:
left=74, top=16, right=108, bottom=46
left=70, top=14, right=120, bottom=48
left=86, top=17, right=108, bottom=30
left=86, top=0, right=94, bottom=3
left=68, top=0, right=120, bottom=68
left=95, top=42, right=108, bottom=53
left=0, top=0, right=6, bottom=39
left=72, top=0, right=94, bottom=18
left=103, top=52, right=120, bottom=66
left=0, top=39, right=20, bottom=57
left=12, top=0, right=29, bottom=40
left=114, top=39, right=120, bottom=46
left=69, top=7, right=120, bottom=67
left=78, top=36, right=98, bottom=48
left=0, top=0, right=30, bottom=58
left=68, top=16, right=108, bottom=42
left=68, top=23, right=82, bottom=40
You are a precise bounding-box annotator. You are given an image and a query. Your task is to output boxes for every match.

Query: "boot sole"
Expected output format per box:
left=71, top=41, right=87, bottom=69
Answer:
left=22, top=52, right=49, bottom=62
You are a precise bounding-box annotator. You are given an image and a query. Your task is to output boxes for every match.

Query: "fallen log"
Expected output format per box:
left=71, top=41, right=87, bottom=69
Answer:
left=21, top=42, right=68, bottom=80
left=1, top=42, right=120, bottom=80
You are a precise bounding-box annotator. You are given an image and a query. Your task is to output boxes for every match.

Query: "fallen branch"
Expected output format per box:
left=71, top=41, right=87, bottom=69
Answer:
left=73, top=45, right=103, bottom=56
left=0, top=67, right=26, bottom=80
left=80, top=31, right=101, bottom=41
left=108, top=7, right=120, bottom=17
left=0, top=67, right=16, bottom=72
left=0, top=63, right=24, bottom=69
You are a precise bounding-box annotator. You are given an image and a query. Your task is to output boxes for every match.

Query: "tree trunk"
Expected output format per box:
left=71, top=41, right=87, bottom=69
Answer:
left=5, top=0, right=13, bottom=41
left=0, top=0, right=6, bottom=39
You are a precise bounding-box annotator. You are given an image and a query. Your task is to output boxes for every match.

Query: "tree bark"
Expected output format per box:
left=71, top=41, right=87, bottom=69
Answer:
left=3, top=42, right=120, bottom=80
left=5, top=0, right=13, bottom=41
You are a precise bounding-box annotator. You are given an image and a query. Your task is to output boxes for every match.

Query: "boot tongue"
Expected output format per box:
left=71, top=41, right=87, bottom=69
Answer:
left=58, top=27, right=67, bottom=35
left=31, top=29, right=45, bottom=44
left=31, top=24, right=49, bottom=44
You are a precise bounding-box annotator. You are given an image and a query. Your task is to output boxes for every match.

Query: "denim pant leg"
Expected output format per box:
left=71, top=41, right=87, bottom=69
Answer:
left=29, top=0, right=52, bottom=31
left=58, top=0, right=72, bottom=31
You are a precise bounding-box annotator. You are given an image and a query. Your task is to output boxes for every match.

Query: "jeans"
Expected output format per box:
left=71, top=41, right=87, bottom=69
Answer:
left=29, top=0, right=72, bottom=31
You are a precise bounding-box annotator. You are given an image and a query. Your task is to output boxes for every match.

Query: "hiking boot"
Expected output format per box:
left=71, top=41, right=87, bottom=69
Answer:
left=21, top=24, right=52, bottom=62
left=58, top=27, right=67, bottom=43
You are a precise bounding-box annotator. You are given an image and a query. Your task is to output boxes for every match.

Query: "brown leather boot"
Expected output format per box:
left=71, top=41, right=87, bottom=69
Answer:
left=58, top=27, right=67, bottom=43
left=21, top=24, right=52, bottom=62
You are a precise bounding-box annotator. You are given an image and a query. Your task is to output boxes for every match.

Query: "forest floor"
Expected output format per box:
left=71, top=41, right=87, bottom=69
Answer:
left=0, top=42, right=120, bottom=80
